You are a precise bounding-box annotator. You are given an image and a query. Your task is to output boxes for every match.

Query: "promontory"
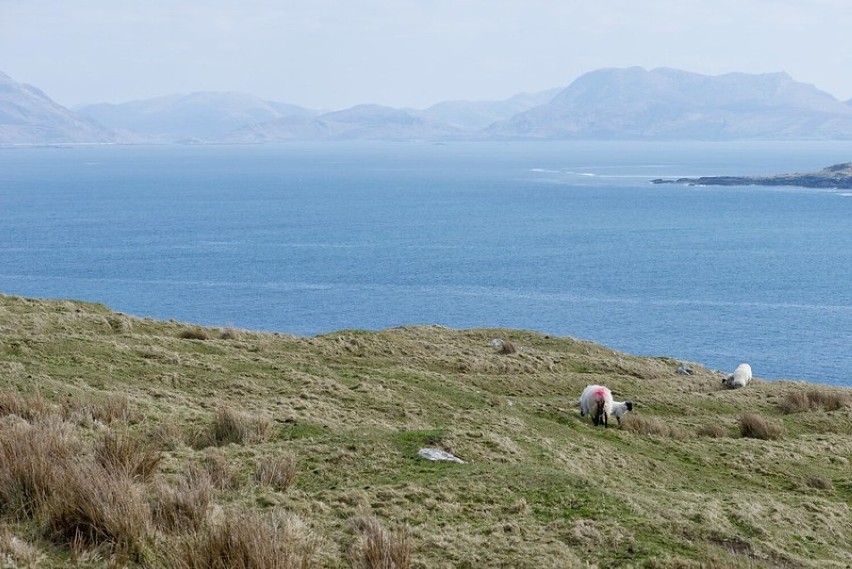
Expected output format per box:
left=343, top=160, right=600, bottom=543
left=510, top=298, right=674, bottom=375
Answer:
left=652, top=162, right=852, bottom=189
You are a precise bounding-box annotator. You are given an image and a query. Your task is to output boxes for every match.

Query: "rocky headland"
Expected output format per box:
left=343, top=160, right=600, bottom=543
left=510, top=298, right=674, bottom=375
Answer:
left=652, top=162, right=852, bottom=189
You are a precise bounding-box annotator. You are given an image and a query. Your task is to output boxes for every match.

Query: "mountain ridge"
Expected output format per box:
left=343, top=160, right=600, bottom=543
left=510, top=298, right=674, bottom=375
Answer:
left=6, top=67, right=852, bottom=143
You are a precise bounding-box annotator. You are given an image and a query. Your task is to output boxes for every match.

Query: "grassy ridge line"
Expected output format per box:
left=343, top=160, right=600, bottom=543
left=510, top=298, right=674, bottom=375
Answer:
left=1, top=293, right=851, bottom=568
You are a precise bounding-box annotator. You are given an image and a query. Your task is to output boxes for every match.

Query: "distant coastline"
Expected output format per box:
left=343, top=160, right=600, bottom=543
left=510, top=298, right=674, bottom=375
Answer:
left=651, top=162, right=852, bottom=189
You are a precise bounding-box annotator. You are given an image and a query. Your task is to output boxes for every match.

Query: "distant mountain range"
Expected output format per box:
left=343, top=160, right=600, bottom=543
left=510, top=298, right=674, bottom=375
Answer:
left=4, top=67, right=852, bottom=144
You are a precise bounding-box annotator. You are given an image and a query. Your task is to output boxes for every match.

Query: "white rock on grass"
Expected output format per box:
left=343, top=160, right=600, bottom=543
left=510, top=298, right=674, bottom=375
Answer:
left=418, top=447, right=465, bottom=463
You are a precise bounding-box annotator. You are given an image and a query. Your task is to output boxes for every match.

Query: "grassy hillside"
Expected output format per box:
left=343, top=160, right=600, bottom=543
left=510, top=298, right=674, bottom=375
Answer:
left=1, top=294, right=851, bottom=568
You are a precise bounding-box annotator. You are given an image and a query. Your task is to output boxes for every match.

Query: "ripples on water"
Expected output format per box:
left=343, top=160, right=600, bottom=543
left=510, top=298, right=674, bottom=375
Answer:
left=1, top=141, right=851, bottom=386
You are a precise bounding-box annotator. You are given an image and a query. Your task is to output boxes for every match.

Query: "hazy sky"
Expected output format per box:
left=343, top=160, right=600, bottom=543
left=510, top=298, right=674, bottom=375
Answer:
left=2, top=0, right=852, bottom=110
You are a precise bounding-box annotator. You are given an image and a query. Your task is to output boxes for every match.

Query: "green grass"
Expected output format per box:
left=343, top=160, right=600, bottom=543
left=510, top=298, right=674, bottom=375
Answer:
left=1, top=293, right=851, bottom=568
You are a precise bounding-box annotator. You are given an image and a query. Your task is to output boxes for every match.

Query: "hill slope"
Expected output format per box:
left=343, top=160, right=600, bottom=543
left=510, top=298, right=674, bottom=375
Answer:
left=488, top=67, right=852, bottom=140
left=1, top=294, right=850, bottom=567
left=77, top=92, right=317, bottom=142
left=0, top=71, right=116, bottom=144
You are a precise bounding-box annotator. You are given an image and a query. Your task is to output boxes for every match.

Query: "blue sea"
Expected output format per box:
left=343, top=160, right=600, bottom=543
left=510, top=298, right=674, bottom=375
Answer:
left=1, top=141, right=851, bottom=386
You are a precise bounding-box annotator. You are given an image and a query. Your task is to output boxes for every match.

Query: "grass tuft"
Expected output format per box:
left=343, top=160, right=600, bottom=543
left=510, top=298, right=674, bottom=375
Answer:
left=739, top=412, right=786, bottom=440
left=178, top=327, right=210, bottom=340
left=151, top=471, right=213, bottom=532
left=696, top=424, right=728, bottom=438
left=620, top=414, right=687, bottom=439
left=349, top=515, right=411, bottom=569
left=778, top=389, right=851, bottom=414
left=203, top=407, right=273, bottom=447
left=0, top=418, right=77, bottom=518
left=805, top=475, right=834, bottom=491
left=0, top=391, right=50, bottom=421
left=164, top=508, right=320, bottom=569
left=199, top=450, right=242, bottom=490
left=255, top=452, right=297, bottom=492
left=43, top=461, right=152, bottom=562
left=62, top=392, right=135, bottom=425
left=96, top=431, right=162, bottom=482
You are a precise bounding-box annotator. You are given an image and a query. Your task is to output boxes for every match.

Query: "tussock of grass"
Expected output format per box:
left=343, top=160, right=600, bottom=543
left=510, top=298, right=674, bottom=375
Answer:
left=178, top=327, right=210, bottom=340
left=696, top=424, right=728, bottom=438
left=219, top=327, right=241, bottom=340
left=0, top=391, right=50, bottom=421
left=198, top=450, right=242, bottom=490
left=349, top=515, right=411, bottom=569
left=255, top=452, right=297, bottom=492
left=0, top=527, right=45, bottom=567
left=199, top=407, right=274, bottom=448
left=804, top=474, right=834, bottom=491
left=779, top=389, right=851, bottom=413
left=151, top=471, right=213, bottom=532
left=0, top=418, right=77, bottom=518
left=43, top=461, right=152, bottom=562
left=739, top=412, right=786, bottom=440
left=164, top=508, right=320, bottom=569
left=0, top=419, right=152, bottom=561
left=620, top=414, right=687, bottom=439
left=62, top=392, right=134, bottom=425
left=498, top=340, right=518, bottom=354
left=96, top=431, right=162, bottom=482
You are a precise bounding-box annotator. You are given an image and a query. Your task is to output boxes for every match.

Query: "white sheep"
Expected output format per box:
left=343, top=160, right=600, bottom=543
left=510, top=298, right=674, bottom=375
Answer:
left=723, top=363, right=752, bottom=389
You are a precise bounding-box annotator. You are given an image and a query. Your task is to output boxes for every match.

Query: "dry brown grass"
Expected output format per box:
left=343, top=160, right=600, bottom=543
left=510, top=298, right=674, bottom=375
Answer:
left=0, top=526, right=45, bottom=567
left=804, top=474, right=834, bottom=491
left=0, top=391, right=50, bottom=421
left=202, top=407, right=274, bottom=447
left=696, top=424, right=728, bottom=438
left=43, top=461, right=152, bottom=562
left=739, top=412, right=786, bottom=440
left=198, top=450, right=242, bottom=490
left=349, top=515, right=411, bottom=569
left=255, top=453, right=297, bottom=492
left=164, top=508, right=319, bottom=569
left=151, top=471, right=213, bottom=532
left=0, top=419, right=152, bottom=562
left=96, top=431, right=162, bottom=482
left=178, top=327, right=210, bottom=340
left=620, top=414, right=687, bottom=439
left=778, top=389, right=851, bottom=414
left=498, top=340, right=518, bottom=354
left=62, top=392, right=135, bottom=425
left=219, top=327, right=241, bottom=340
left=148, top=418, right=186, bottom=450
left=0, top=419, right=77, bottom=518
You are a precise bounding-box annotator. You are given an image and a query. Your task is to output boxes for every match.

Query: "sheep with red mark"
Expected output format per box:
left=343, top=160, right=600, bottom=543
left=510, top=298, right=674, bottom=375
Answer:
left=580, top=385, right=611, bottom=427
left=579, top=384, right=633, bottom=427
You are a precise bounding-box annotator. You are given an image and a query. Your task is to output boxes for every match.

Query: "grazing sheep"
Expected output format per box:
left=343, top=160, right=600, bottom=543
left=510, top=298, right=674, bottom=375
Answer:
left=723, top=363, right=752, bottom=389
left=579, top=384, right=614, bottom=427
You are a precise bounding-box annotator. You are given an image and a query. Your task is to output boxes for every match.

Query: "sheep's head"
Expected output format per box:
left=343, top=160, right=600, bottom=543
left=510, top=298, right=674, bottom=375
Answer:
left=625, top=401, right=633, bottom=412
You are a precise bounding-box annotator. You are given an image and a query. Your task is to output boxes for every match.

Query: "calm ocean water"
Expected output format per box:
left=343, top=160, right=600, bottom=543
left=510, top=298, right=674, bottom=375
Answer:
left=1, top=141, right=851, bottom=386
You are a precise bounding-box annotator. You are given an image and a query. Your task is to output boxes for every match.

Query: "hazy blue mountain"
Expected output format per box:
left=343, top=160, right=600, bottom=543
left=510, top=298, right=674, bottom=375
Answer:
left=77, top=92, right=317, bottom=142
left=227, top=104, right=464, bottom=142
left=0, top=71, right=116, bottom=144
left=487, top=67, right=852, bottom=139
left=411, top=88, right=560, bottom=130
